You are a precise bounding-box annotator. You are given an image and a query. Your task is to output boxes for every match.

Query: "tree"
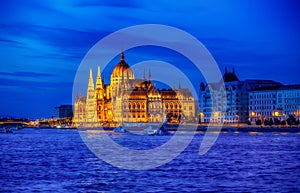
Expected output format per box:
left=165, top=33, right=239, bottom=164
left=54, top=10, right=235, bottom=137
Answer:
left=269, top=118, right=274, bottom=126
left=256, top=120, right=262, bottom=126
left=274, top=118, right=280, bottom=126
left=264, top=119, right=269, bottom=126
left=246, top=120, right=251, bottom=125
left=287, top=115, right=296, bottom=126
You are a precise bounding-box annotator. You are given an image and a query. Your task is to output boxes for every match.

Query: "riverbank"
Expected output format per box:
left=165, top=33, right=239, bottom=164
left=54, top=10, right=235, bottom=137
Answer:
left=196, top=126, right=300, bottom=133
left=32, top=124, right=300, bottom=133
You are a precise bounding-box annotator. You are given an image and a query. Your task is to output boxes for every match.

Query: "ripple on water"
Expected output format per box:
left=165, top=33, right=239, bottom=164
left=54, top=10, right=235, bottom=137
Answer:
left=1, top=129, right=300, bottom=192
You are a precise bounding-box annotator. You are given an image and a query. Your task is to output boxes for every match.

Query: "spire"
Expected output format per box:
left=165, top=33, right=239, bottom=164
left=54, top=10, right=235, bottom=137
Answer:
left=178, top=81, right=181, bottom=89
left=148, top=68, right=152, bottom=81
left=97, top=66, right=101, bottom=77
left=143, top=68, right=146, bottom=80
left=88, top=68, right=94, bottom=91
left=96, top=66, right=103, bottom=89
left=120, top=49, right=125, bottom=61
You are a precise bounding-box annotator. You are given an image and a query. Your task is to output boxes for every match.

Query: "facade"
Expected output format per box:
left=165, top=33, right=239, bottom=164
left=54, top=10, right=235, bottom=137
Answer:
left=53, top=105, right=73, bottom=118
left=73, top=51, right=195, bottom=127
left=249, top=84, right=300, bottom=122
left=199, top=68, right=280, bottom=123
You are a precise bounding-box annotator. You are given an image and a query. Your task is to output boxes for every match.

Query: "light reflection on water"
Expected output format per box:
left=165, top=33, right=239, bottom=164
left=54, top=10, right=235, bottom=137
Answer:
left=1, top=128, right=300, bottom=192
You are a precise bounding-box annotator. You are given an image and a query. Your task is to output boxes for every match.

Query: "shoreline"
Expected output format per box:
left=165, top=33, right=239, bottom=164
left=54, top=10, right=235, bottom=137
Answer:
left=30, top=125, right=300, bottom=133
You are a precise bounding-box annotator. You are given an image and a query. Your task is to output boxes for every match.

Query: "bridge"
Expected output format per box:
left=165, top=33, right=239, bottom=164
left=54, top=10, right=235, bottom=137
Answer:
left=0, top=121, right=30, bottom=126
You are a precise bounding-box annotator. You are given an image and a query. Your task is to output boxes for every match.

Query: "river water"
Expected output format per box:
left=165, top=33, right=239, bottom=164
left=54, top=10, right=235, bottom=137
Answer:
left=1, top=128, right=300, bottom=192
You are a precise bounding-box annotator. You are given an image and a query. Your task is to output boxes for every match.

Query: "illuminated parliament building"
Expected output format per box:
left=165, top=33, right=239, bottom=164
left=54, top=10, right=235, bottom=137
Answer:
left=73, top=51, right=195, bottom=127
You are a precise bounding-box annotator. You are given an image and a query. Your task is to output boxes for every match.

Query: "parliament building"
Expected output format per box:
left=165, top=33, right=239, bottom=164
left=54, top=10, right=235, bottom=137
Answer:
left=73, top=51, right=195, bottom=127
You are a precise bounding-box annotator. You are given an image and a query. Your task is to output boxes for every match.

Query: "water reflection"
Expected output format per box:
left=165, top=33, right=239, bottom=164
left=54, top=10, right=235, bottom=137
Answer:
left=1, top=129, right=299, bottom=192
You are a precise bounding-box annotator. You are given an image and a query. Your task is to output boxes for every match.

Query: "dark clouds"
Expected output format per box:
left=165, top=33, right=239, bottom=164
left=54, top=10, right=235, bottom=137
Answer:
left=0, top=71, right=53, bottom=78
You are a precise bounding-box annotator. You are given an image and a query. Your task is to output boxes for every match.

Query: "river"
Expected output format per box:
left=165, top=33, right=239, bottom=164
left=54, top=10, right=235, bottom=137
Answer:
left=1, top=128, right=300, bottom=192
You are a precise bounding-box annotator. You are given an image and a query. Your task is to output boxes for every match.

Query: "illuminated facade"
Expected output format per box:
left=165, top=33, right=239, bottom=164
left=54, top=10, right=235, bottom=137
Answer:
left=249, top=84, right=300, bottom=122
left=199, top=68, right=281, bottom=123
left=73, top=51, right=195, bottom=127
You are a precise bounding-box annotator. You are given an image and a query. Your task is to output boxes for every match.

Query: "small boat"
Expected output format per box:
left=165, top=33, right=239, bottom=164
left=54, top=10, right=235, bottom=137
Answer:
left=0, top=127, right=13, bottom=133
left=113, top=126, right=127, bottom=133
left=144, top=126, right=156, bottom=135
left=144, top=126, right=170, bottom=136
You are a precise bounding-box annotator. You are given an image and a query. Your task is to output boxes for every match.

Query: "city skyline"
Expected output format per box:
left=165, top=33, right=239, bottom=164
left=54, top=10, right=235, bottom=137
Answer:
left=0, top=1, right=299, bottom=118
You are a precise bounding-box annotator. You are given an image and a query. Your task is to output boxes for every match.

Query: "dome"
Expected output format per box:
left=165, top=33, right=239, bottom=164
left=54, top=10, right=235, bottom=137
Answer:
left=111, top=51, right=134, bottom=84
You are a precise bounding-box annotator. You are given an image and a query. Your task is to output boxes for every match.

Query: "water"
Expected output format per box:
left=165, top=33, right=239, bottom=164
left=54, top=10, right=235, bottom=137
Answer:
left=1, top=129, right=300, bottom=192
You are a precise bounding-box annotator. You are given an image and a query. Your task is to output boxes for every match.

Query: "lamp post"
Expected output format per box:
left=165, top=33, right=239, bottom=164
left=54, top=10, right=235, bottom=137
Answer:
left=297, top=110, right=300, bottom=123
left=199, top=112, right=204, bottom=125
left=250, top=111, right=256, bottom=124
left=235, top=114, right=239, bottom=127
left=213, top=111, right=219, bottom=124
left=283, top=113, right=287, bottom=126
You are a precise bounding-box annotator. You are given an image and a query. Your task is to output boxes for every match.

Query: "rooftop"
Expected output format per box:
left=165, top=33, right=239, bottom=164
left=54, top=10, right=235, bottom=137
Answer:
left=222, top=67, right=239, bottom=82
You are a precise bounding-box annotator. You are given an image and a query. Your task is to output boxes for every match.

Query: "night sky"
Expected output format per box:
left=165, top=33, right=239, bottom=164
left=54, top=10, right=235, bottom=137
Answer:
left=0, top=0, right=299, bottom=118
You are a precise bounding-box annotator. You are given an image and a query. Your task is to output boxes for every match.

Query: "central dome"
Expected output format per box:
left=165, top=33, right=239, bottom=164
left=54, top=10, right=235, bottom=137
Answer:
left=111, top=51, right=134, bottom=85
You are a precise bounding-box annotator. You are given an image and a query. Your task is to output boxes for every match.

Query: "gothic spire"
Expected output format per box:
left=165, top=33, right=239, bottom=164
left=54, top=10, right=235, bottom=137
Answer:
left=143, top=68, right=146, bottom=80
left=148, top=68, right=152, bottom=81
left=96, top=66, right=103, bottom=89
left=88, top=68, right=94, bottom=91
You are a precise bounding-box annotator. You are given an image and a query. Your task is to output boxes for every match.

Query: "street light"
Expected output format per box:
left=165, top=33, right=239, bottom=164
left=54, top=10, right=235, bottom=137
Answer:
left=199, top=112, right=204, bottom=125
left=235, top=114, right=239, bottom=127
left=250, top=111, right=256, bottom=124
left=213, top=111, right=220, bottom=124
left=283, top=113, right=287, bottom=126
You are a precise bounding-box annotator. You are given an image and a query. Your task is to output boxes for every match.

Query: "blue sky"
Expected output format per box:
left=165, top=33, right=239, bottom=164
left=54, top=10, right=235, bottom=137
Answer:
left=0, top=0, right=299, bottom=118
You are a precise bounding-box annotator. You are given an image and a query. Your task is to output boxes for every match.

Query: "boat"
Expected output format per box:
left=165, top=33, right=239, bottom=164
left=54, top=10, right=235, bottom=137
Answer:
left=0, top=127, right=13, bottom=133
left=113, top=126, right=127, bottom=133
left=144, top=125, right=170, bottom=136
left=144, top=126, right=156, bottom=135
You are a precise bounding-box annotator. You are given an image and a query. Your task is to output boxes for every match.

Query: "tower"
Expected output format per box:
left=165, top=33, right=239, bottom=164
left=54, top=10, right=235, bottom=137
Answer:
left=95, top=66, right=105, bottom=122
left=95, top=66, right=104, bottom=99
left=110, top=51, right=134, bottom=87
left=85, top=68, right=97, bottom=126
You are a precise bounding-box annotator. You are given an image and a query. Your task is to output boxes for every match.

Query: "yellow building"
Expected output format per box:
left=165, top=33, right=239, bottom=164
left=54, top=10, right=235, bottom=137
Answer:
left=73, top=51, right=195, bottom=127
